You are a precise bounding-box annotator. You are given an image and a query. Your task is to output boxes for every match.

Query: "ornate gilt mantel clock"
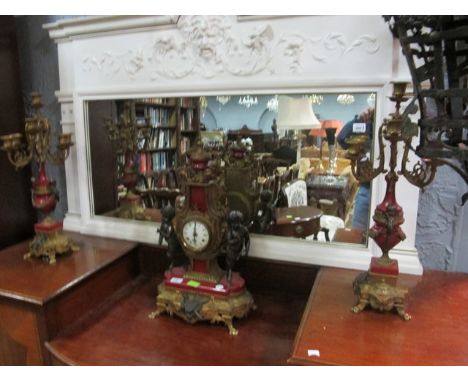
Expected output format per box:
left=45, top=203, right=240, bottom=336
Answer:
left=149, top=140, right=256, bottom=335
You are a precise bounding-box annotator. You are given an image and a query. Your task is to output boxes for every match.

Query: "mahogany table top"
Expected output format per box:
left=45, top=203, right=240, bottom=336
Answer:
left=289, top=267, right=468, bottom=365
left=0, top=232, right=137, bottom=305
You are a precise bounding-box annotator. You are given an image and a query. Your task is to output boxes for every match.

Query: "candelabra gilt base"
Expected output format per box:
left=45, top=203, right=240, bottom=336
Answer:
left=113, top=152, right=149, bottom=221
left=0, top=93, right=78, bottom=264
left=346, top=82, right=422, bottom=320
left=25, top=163, right=79, bottom=263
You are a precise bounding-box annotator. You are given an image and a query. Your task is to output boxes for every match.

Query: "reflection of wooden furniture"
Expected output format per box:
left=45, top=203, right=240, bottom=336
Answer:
left=289, top=267, right=468, bottom=365
left=306, top=174, right=350, bottom=220
left=333, top=227, right=365, bottom=244
left=227, top=126, right=264, bottom=152
left=259, top=155, right=290, bottom=177
left=271, top=206, right=322, bottom=238
left=0, top=232, right=138, bottom=365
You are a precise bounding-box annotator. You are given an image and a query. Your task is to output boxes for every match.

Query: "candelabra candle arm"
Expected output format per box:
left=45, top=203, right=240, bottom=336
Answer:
left=350, top=122, right=387, bottom=183
left=400, top=136, right=440, bottom=188
left=46, top=146, right=71, bottom=165
left=7, top=148, right=33, bottom=169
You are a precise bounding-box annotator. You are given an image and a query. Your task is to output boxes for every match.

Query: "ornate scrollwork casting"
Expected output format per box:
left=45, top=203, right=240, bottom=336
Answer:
left=347, top=122, right=387, bottom=184
left=0, top=93, right=73, bottom=170
left=385, top=15, right=468, bottom=204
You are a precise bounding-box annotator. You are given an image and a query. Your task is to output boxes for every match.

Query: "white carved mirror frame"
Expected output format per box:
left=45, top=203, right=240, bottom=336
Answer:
left=45, top=15, right=423, bottom=274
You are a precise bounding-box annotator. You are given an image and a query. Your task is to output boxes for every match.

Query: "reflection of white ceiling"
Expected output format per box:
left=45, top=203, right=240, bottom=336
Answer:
left=202, top=93, right=374, bottom=132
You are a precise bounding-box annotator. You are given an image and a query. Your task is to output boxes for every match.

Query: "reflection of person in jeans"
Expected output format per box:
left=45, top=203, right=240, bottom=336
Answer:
left=337, top=108, right=374, bottom=230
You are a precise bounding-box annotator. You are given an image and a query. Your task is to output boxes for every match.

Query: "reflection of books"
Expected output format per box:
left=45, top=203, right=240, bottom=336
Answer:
left=200, top=131, right=225, bottom=149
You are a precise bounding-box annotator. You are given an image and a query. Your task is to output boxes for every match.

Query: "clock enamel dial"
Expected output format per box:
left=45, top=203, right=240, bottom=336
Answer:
left=182, top=219, right=210, bottom=252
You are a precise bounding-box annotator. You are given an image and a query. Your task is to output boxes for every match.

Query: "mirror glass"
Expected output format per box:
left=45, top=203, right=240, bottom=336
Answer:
left=87, top=92, right=376, bottom=246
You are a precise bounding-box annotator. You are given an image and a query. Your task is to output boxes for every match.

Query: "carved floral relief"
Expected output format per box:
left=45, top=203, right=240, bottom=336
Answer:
left=81, top=16, right=382, bottom=80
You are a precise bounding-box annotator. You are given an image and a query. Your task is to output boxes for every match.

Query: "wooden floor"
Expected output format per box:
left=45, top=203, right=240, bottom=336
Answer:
left=46, top=276, right=309, bottom=365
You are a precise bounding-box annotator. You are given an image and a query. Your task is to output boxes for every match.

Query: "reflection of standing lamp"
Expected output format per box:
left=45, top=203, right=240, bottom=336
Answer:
left=277, top=96, right=321, bottom=163
left=309, top=119, right=343, bottom=174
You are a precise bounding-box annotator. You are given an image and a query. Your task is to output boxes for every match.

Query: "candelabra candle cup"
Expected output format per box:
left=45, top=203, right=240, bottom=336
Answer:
left=25, top=118, right=47, bottom=135
left=391, top=82, right=408, bottom=99
left=385, top=119, right=403, bottom=138
left=30, top=92, right=43, bottom=109
left=345, top=134, right=369, bottom=160
left=58, top=133, right=72, bottom=148
left=0, top=133, right=24, bottom=151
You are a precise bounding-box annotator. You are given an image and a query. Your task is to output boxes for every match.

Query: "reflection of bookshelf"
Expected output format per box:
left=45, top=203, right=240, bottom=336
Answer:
left=178, top=97, right=201, bottom=158
left=132, top=97, right=200, bottom=208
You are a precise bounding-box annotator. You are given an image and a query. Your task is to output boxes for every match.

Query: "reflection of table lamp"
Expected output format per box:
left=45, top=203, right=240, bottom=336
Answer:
left=309, top=120, right=343, bottom=175
left=277, top=96, right=321, bottom=163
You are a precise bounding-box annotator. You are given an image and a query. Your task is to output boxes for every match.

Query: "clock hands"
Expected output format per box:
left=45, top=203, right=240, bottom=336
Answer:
left=193, top=221, right=198, bottom=244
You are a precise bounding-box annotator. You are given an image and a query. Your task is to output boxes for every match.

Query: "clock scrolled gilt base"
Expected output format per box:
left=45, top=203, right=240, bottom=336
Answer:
left=149, top=267, right=255, bottom=336
left=149, top=139, right=255, bottom=335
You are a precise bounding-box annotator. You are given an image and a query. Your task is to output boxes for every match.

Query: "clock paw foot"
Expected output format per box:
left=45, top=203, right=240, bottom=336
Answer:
left=148, top=309, right=163, bottom=319
left=225, top=319, right=238, bottom=336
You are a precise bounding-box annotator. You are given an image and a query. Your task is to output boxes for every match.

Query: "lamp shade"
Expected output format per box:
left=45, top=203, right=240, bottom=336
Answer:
left=309, top=119, right=343, bottom=138
left=276, top=96, right=321, bottom=131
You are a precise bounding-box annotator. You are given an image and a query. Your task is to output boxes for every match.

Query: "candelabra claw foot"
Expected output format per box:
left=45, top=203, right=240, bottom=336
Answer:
left=352, top=269, right=411, bottom=320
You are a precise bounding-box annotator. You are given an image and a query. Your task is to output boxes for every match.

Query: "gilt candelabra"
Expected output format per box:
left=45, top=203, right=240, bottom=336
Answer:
left=346, top=82, right=425, bottom=320
left=0, top=93, right=78, bottom=264
left=104, top=101, right=151, bottom=220
left=348, top=15, right=468, bottom=319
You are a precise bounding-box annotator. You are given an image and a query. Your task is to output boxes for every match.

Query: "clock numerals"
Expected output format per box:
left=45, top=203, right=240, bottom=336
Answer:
left=182, top=220, right=210, bottom=251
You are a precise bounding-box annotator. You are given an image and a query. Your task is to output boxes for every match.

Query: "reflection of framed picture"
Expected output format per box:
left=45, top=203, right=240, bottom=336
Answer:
left=200, top=131, right=225, bottom=150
